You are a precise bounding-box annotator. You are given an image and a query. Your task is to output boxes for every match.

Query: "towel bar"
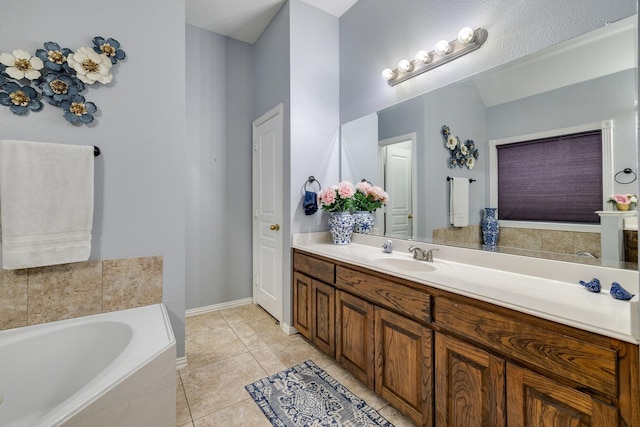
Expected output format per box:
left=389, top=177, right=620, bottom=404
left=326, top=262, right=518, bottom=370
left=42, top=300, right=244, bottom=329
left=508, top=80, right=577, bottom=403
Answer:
left=447, top=176, right=475, bottom=183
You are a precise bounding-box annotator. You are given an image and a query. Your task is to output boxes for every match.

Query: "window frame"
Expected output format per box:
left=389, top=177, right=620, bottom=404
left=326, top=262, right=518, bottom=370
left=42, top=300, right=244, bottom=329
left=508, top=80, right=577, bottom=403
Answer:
left=488, top=120, right=613, bottom=232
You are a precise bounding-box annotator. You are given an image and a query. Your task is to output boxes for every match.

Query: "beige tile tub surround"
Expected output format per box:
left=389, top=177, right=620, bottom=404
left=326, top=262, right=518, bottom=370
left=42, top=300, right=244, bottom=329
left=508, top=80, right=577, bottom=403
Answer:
left=0, top=255, right=162, bottom=331
left=433, top=225, right=602, bottom=263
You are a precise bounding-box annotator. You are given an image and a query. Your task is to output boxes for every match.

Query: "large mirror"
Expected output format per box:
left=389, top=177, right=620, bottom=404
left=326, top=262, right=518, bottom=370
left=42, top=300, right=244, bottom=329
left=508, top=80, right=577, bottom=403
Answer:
left=341, top=15, right=638, bottom=270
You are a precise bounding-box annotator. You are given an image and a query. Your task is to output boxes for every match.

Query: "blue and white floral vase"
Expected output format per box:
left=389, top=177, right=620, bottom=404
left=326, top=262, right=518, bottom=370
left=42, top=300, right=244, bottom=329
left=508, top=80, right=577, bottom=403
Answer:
left=328, top=212, right=355, bottom=244
left=481, top=208, right=499, bottom=248
left=353, top=211, right=375, bottom=234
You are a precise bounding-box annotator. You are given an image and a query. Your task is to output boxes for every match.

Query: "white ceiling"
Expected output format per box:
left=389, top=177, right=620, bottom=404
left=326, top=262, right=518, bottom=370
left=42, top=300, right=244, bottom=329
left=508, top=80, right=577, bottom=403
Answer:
left=186, top=0, right=359, bottom=44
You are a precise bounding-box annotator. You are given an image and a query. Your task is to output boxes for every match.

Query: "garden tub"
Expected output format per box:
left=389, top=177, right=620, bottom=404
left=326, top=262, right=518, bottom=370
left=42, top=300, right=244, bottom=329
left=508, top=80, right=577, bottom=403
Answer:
left=0, top=303, right=176, bottom=427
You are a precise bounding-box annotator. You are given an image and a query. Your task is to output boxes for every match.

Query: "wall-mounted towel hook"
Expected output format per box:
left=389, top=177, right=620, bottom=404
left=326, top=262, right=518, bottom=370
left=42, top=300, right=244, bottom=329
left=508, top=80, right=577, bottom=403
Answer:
left=447, top=176, right=476, bottom=183
left=93, top=146, right=101, bottom=157
left=303, top=176, right=321, bottom=193
left=614, top=167, right=636, bottom=184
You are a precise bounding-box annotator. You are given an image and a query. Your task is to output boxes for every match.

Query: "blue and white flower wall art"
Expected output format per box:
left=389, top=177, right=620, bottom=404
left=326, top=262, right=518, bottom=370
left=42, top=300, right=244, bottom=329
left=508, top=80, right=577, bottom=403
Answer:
left=442, top=125, right=479, bottom=170
left=0, top=37, right=125, bottom=125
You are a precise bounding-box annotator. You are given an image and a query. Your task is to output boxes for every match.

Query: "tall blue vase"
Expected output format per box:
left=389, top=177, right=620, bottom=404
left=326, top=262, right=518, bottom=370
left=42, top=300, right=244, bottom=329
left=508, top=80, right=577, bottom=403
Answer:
left=328, top=212, right=355, bottom=245
left=481, top=208, right=499, bottom=248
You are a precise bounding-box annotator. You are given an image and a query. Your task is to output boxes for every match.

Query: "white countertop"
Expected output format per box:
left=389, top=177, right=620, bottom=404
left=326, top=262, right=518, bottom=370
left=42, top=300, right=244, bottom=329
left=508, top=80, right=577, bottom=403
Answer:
left=292, top=233, right=639, bottom=344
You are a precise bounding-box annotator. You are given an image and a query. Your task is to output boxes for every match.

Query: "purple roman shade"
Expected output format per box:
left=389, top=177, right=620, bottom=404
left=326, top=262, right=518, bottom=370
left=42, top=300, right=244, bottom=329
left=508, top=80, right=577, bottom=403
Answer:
left=496, top=130, right=602, bottom=223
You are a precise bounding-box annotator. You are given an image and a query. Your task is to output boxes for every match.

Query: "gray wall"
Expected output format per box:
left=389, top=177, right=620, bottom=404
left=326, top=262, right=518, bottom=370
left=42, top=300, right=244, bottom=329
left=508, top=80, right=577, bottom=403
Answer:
left=0, top=0, right=187, bottom=355
left=339, top=0, right=637, bottom=124
left=185, top=25, right=254, bottom=310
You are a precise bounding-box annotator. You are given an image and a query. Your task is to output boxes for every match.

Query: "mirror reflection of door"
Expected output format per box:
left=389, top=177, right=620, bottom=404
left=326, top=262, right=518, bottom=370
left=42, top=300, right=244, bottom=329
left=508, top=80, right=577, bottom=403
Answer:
left=379, top=134, right=415, bottom=239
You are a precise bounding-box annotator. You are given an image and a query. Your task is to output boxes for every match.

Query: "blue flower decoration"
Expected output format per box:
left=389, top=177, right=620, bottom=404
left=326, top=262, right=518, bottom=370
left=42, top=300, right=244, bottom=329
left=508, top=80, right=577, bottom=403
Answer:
left=40, top=73, right=86, bottom=106
left=35, top=42, right=74, bottom=73
left=59, top=94, right=97, bottom=124
left=0, top=82, right=43, bottom=115
left=92, top=36, right=126, bottom=64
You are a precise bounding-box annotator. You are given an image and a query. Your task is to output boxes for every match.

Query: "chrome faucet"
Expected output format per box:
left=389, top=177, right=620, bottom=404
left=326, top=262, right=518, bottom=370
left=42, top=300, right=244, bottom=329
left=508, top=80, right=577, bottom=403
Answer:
left=408, top=246, right=440, bottom=262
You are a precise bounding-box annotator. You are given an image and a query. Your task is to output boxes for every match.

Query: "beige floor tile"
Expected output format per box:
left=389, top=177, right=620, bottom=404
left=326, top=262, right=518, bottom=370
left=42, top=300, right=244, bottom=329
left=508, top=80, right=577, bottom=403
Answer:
left=378, top=404, right=420, bottom=427
left=176, top=372, right=192, bottom=426
left=186, top=311, right=229, bottom=337
left=250, top=334, right=335, bottom=375
left=322, top=362, right=389, bottom=411
left=192, top=398, right=272, bottom=427
left=218, top=303, right=276, bottom=326
left=231, top=317, right=289, bottom=351
left=185, top=327, right=248, bottom=370
left=182, top=352, right=268, bottom=420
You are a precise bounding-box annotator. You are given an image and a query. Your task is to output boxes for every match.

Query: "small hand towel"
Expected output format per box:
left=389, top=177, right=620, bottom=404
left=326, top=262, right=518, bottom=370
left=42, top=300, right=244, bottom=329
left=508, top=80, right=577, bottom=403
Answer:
left=0, top=140, right=94, bottom=269
left=449, top=177, right=469, bottom=227
left=303, top=191, right=318, bottom=215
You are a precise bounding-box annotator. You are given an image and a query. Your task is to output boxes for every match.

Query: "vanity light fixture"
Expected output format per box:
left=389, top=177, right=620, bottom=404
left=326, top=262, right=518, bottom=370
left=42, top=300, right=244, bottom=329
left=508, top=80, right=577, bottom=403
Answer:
left=382, top=27, right=488, bottom=86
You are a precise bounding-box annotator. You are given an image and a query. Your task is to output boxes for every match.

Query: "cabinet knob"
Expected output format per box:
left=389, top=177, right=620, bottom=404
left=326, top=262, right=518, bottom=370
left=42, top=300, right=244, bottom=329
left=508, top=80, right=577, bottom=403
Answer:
left=270, top=224, right=280, bottom=231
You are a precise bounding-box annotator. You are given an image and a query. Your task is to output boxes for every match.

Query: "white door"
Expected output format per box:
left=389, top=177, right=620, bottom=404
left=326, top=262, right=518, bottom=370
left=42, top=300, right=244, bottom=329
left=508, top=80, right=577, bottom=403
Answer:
left=252, top=104, right=283, bottom=322
left=384, top=142, right=413, bottom=238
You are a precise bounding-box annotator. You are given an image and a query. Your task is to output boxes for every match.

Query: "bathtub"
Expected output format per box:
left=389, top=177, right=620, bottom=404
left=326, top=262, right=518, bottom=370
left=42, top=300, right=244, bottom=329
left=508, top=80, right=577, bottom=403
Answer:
left=0, top=303, right=176, bottom=427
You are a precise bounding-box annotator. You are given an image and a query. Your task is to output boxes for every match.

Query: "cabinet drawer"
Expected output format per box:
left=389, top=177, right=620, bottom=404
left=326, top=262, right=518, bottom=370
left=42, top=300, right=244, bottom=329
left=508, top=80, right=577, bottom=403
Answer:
left=434, top=297, right=618, bottom=397
left=336, top=266, right=431, bottom=324
left=293, top=251, right=335, bottom=284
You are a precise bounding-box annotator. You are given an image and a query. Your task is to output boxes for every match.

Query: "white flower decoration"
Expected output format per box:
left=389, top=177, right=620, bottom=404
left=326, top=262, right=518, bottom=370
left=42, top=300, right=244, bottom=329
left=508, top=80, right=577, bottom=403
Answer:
left=0, top=49, right=44, bottom=80
left=446, top=135, right=459, bottom=150
left=466, top=157, right=475, bottom=170
left=66, top=47, right=113, bottom=84
left=460, top=144, right=469, bottom=155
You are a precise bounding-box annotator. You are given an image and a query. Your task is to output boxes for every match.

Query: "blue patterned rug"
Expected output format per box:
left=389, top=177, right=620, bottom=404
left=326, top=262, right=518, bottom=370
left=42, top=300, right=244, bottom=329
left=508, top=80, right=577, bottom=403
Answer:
left=245, top=360, right=394, bottom=427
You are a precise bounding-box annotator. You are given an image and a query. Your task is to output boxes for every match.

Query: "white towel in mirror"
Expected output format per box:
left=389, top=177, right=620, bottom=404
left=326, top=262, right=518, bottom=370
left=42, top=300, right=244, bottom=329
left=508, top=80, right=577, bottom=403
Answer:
left=449, top=177, right=469, bottom=227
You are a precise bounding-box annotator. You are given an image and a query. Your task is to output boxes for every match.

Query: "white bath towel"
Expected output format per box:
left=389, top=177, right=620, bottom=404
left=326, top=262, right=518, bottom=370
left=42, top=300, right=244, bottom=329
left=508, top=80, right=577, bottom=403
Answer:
left=0, top=140, right=94, bottom=269
left=449, top=177, right=469, bottom=227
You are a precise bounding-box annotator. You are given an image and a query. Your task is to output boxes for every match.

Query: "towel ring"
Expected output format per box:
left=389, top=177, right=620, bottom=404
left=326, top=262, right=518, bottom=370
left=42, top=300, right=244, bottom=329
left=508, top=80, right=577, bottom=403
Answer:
left=614, top=168, right=637, bottom=184
left=303, top=176, right=321, bottom=194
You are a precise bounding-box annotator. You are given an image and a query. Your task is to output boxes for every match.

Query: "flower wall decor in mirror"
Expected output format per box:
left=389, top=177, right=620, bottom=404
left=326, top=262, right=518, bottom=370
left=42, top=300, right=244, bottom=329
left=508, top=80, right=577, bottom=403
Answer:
left=442, top=125, right=478, bottom=169
left=0, top=37, right=125, bottom=125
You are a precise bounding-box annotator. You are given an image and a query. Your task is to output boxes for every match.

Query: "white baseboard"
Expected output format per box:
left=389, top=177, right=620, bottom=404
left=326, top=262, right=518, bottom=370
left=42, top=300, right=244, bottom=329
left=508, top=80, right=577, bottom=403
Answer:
left=185, top=297, right=254, bottom=317
left=281, top=322, right=298, bottom=335
left=176, top=356, right=188, bottom=370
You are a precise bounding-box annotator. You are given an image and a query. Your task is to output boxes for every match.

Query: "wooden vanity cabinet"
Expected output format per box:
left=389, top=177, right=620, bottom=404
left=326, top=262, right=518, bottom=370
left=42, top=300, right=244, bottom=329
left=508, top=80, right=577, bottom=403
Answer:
left=435, top=333, right=505, bottom=427
left=376, top=307, right=433, bottom=426
left=292, top=252, right=336, bottom=357
left=506, top=363, right=618, bottom=426
left=292, top=249, right=640, bottom=427
left=335, top=290, right=375, bottom=388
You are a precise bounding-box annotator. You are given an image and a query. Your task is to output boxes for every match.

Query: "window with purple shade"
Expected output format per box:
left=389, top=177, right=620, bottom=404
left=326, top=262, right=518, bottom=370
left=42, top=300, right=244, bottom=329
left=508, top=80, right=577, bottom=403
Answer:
left=496, top=130, right=602, bottom=224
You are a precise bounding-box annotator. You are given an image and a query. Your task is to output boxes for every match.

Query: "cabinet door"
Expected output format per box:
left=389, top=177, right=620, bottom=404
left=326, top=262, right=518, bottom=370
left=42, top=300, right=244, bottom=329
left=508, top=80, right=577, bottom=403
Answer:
left=375, top=307, right=433, bottom=426
left=311, top=279, right=335, bottom=357
left=507, top=363, right=618, bottom=427
left=292, top=272, right=311, bottom=339
left=435, top=333, right=506, bottom=427
left=336, top=290, right=375, bottom=388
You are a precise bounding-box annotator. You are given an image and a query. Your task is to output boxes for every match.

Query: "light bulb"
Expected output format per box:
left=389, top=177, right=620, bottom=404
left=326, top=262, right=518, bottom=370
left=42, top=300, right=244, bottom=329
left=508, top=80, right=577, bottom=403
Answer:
left=415, top=50, right=430, bottom=64
left=381, top=68, right=395, bottom=81
left=398, top=59, right=413, bottom=72
left=435, top=40, right=451, bottom=55
left=457, top=27, right=475, bottom=44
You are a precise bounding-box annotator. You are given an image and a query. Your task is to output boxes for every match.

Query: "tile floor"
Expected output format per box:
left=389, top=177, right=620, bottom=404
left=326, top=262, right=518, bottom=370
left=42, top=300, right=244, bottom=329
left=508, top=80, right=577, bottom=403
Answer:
left=176, top=303, right=418, bottom=426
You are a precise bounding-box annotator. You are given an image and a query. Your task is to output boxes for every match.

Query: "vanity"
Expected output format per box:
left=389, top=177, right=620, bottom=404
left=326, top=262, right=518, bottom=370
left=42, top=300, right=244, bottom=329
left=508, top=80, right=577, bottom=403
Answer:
left=292, top=233, right=639, bottom=427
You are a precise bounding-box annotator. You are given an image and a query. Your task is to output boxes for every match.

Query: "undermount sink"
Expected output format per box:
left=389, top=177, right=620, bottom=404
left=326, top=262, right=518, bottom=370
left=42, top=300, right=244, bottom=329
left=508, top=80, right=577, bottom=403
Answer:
left=372, top=257, right=437, bottom=272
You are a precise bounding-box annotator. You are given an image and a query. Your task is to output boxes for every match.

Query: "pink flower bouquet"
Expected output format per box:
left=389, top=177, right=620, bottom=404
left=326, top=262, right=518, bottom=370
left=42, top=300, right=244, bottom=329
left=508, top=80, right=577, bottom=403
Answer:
left=353, top=181, right=389, bottom=212
left=317, top=181, right=356, bottom=212
left=607, top=194, right=637, bottom=210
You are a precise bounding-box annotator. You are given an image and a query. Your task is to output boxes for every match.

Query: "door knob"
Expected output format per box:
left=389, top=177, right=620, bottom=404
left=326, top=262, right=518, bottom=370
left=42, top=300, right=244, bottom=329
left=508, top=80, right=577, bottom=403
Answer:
left=270, top=224, right=280, bottom=231
left=408, top=214, right=413, bottom=219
